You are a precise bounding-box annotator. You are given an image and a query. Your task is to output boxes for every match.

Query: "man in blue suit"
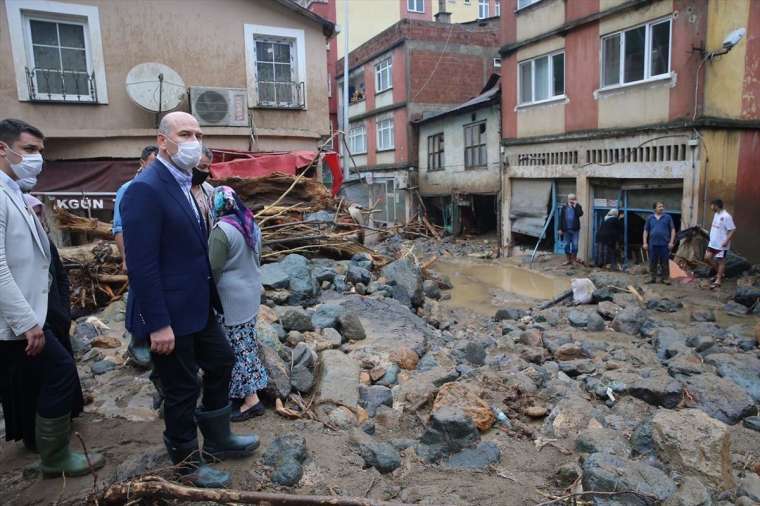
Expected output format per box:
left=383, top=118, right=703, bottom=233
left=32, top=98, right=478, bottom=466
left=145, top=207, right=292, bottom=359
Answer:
left=122, top=112, right=258, bottom=488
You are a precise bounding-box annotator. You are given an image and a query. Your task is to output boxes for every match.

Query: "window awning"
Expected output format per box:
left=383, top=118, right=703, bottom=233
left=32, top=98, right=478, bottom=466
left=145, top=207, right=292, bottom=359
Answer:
left=510, top=179, right=552, bottom=237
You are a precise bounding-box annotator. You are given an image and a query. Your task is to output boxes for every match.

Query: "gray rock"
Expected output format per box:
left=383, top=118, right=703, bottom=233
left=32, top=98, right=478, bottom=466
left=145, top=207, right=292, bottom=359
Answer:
left=555, top=463, right=582, bottom=487
left=74, top=321, right=100, bottom=341
left=70, top=333, right=91, bottom=355
left=337, top=312, right=366, bottom=341
left=597, top=301, right=623, bottom=320
left=559, top=359, right=596, bottom=377
left=305, top=210, right=335, bottom=222
left=653, top=327, right=687, bottom=360
left=322, top=327, right=343, bottom=348
left=377, top=363, right=400, bottom=386
left=381, top=257, right=424, bottom=308
left=663, top=477, right=713, bottom=506
left=291, top=366, right=315, bottom=393
left=535, top=308, right=561, bottom=326
left=115, top=446, right=168, bottom=481
left=704, top=353, right=760, bottom=401
left=630, top=420, right=655, bottom=457
left=262, top=434, right=307, bottom=487
left=462, top=341, right=486, bottom=366
left=725, top=300, right=749, bottom=316
left=417, top=407, right=480, bottom=463
left=416, top=353, right=439, bottom=372
left=646, top=298, right=684, bottom=313
left=582, top=453, right=677, bottom=505
left=267, top=289, right=290, bottom=305
left=279, top=254, right=319, bottom=306
left=629, top=372, right=683, bottom=409
left=494, top=308, right=526, bottom=321
left=576, top=427, right=631, bottom=457
left=678, top=373, right=757, bottom=425
left=587, top=312, right=606, bottom=331
left=91, top=359, right=116, bottom=375
left=327, top=406, right=356, bottom=429
left=686, top=334, right=715, bottom=353
left=261, top=344, right=291, bottom=400
left=280, top=308, right=314, bottom=332
left=311, top=304, right=344, bottom=329
left=313, top=265, right=337, bottom=284
left=317, top=350, right=360, bottom=408
left=356, top=439, right=401, bottom=474
left=355, top=282, right=367, bottom=295
left=592, top=287, right=615, bottom=302
left=351, top=253, right=373, bottom=271
left=261, top=263, right=290, bottom=289
left=346, top=264, right=371, bottom=285
left=612, top=307, right=648, bottom=335
left=691, top=309, right=716, bottom=323
left=422, top=279, right=441, bottom=300
left=738, top=474, right=760, bottom=502
left=359, top=385, right=393, bottom=417
left=568, top=310, right=590, bottom=328
left=734, top=286, right=760, bottom=307
left=286, top=331, right=304, bottom=347
left=743, top=415, right=760, bottom=432
left=333, top=274, right=348, bottom=292
left=445, top=441, right=501, bottom=470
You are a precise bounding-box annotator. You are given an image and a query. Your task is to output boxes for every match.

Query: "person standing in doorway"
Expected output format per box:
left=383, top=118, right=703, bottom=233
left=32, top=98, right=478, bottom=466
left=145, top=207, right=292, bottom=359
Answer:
left=704, top=198, right=736, bottom=289
left=559, top=193, right=583, bottom=265
left=595, top=209, right=622, bottom=271
left=122, top=112, right=258, bottom=488
left=643, top=201, right=676, bottom=285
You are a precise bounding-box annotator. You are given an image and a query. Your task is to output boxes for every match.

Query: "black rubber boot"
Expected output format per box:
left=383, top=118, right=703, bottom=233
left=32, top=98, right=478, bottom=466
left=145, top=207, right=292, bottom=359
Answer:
left=196, top=404, right=259, bottom=460
left=36, top=413, right=105, bottom=478
left=164, top=436, right=230, bottom=488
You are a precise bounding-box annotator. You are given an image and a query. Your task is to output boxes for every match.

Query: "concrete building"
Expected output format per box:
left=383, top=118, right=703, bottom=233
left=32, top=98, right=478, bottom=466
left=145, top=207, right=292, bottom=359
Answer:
left=300, top=0, right=339, bottom=136
left=335, top=0, right=503, bottom=58
left=416, top=75, right=501, bottom=236
left=1, top=0, right=335, bottom=164
left=499, top=0, right=760, bottom=263
left=337, top=16, right=500, bottom=225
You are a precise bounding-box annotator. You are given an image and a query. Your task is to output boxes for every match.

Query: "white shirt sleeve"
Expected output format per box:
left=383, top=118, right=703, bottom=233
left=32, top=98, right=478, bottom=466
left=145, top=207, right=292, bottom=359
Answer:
left=724, top=213, right=736, bottom=231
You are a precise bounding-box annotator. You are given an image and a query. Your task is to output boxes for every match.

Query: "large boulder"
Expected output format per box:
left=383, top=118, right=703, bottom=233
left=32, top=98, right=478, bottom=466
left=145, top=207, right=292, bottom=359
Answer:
left=629, top=371, right=683, bottom=409
left=280, top=308, right=314, bottom=332
left=543, top=396, right=595, bottom=438
left=381, top=257, right=424, bottom=308
left=582, top=452, right=677, bottom=505
left=261, top=434, right=308, bottom=487
left=311, top=304, right=344, bottom=329
left=704, top=353, right=760, bottom=402
left=278, top=254, right=319, bottom=306
left=678, top=373, right=757, bottom=424
left=346, top=264, right=371, bottom=285
left=612, top=307, right=648, bottom=335
left=652, top=408, right=734, bottom=490
left=416, top=407, right=480, bottom=463
left=261, top=263, right=290, bottom=289
left=349, top=430, right=400, bottom=474
left=359, top=385, right=393, bottom=417
left=735, top=286, right=760, bottom=308
left=337, top=311, right=366, bottom=341
left=317, top=350, right=360, bottom=408
left=576, top=427, right=630, bottom=457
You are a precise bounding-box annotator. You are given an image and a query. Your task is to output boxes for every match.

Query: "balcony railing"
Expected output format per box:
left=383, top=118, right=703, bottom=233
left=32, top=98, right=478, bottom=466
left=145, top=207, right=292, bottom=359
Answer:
left=257, top=81, right=305, bottom=109
left=25, top=67, right=97, bottom=103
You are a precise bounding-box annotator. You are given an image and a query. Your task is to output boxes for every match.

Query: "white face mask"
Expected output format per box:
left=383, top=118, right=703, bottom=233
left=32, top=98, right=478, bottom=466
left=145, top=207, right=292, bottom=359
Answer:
left=18, top=176, right=37, bottom=192
left=3, top=146, right=43, bottom=180
left=167, top=138, right=202, bottom=172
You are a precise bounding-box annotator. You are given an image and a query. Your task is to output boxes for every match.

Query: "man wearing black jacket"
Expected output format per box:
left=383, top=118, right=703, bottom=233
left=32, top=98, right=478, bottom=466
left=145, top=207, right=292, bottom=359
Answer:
left=559, top=193, right=584, bottom=265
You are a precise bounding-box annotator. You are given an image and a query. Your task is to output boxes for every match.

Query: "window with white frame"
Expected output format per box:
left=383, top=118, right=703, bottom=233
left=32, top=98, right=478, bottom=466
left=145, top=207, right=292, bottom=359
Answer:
left=4, top=1, right=108, bottom=103
left=377, top=117, right=395, bottom=151
left=464, top=121, right=487, bottom=169
left=407, top=0, right=424, bottom=13
left=495, top=0, right=501, bottom=16
left=348, top=124, right=367, bottom=154
left=518, top=51, right=564, bottom=105
left=601, top=18, right=671, bottom=88
left=245, top=24, right=306, bottom=109
left=478, top=0, right=489, bottom=18
left=517, top=0, right=541, bottom=9
left=427, top=133, right=444, bottom=171
left=375, top=58, right=392, bottom=94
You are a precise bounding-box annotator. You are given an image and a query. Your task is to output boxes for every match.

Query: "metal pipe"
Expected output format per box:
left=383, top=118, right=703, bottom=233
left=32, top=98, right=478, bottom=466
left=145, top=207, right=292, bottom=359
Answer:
left=342, top=0, right=350, bottom=180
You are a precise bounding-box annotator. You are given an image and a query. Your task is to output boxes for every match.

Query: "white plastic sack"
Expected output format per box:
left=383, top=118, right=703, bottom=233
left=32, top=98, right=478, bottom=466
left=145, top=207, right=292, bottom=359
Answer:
left=571, top=278, right=596, bottom=304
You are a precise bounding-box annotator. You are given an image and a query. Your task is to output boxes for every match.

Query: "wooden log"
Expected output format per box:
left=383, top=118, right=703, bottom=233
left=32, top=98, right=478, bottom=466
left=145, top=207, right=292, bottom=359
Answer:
left=59, top=243, right=121, bottom=264
left=54, top=208, right=113, bottom=239
left=99, top=475, right=410, bottom=506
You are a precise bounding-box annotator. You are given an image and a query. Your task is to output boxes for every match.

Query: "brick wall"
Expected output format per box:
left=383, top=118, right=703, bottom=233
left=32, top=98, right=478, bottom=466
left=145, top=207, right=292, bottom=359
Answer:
left=409, top=51, right=489, bottom=103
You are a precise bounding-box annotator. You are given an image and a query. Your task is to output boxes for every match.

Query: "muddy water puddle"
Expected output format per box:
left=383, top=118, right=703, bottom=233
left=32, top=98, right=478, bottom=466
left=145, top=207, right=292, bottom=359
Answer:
left=432, top=258, right=569, bottom=314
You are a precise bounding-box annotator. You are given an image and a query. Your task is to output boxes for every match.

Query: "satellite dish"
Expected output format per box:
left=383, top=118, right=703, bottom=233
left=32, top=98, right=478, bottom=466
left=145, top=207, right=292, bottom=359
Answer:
left=126, top=62, right=186, bottom=112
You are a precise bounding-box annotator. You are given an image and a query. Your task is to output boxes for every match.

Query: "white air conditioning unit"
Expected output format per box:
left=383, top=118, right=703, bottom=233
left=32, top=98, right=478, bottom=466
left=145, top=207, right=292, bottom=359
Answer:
left=190, top=87, right=248, bottom=127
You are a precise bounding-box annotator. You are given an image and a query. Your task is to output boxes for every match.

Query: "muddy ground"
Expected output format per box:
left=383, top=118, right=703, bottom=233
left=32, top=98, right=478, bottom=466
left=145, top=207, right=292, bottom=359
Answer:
left=1, top=237, right=759, bottom=505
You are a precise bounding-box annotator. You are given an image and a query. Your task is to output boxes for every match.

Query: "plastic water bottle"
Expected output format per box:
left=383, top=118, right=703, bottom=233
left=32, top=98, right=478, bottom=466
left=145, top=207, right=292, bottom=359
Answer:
left=492, top=406, right=512, bottom=429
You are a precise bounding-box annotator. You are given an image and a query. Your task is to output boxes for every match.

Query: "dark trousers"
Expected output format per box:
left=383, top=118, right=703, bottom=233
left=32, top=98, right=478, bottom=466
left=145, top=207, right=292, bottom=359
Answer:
left=649, top=244, right=670, bottom=279
left=150, top=314, right=234, bottom=444
left=0, top=332, right=77, bottom=423
left=595, top=243, right=617, bottom=269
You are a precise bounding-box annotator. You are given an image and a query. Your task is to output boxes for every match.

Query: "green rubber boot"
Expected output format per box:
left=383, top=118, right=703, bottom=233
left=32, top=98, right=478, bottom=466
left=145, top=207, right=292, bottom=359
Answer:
left=36, top=413, right=105, bottom=478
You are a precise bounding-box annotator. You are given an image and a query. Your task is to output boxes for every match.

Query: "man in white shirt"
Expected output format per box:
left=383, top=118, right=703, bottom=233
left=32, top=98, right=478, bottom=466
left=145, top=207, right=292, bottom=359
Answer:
left=704, top=198, right=736, bottom=289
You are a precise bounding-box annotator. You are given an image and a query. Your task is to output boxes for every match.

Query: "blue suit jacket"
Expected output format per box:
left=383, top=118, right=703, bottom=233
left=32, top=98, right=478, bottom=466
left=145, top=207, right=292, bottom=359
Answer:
left=122, top=158, right=215, bottom=339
